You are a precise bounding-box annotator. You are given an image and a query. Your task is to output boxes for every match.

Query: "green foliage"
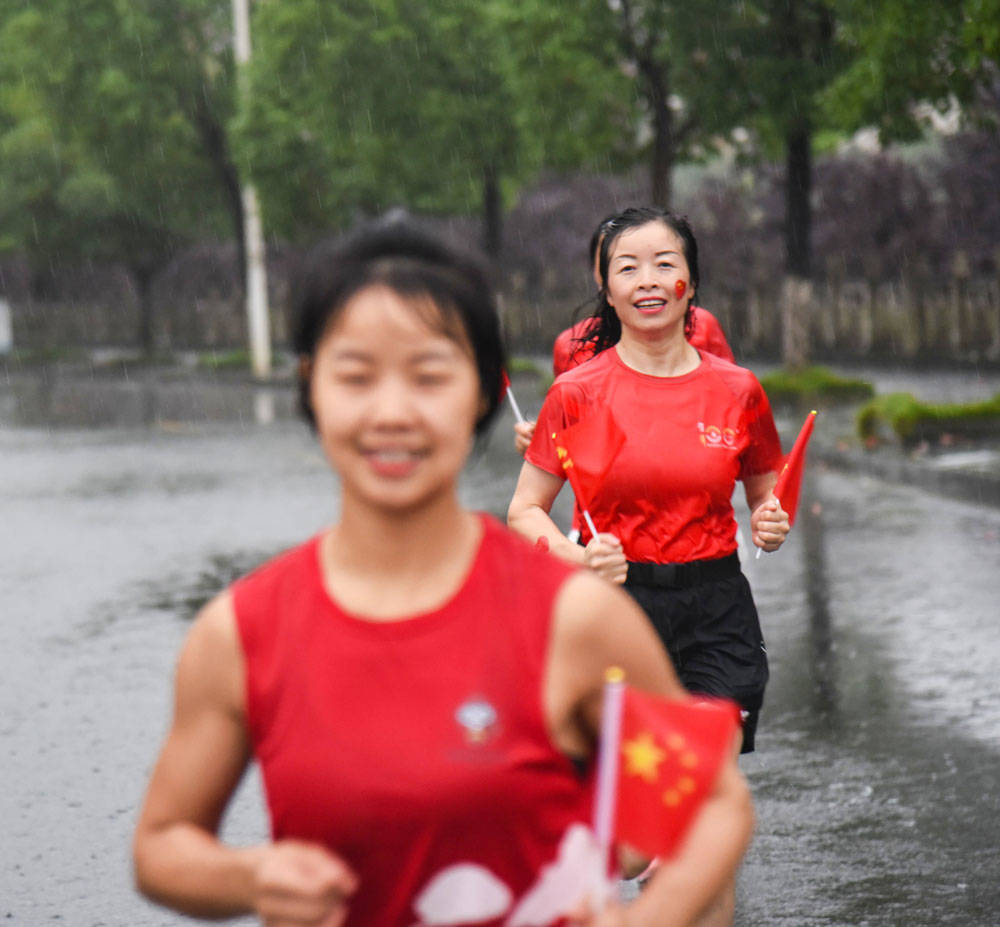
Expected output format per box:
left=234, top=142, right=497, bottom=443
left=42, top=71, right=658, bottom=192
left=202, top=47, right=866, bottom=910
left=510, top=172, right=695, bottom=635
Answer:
left=857, top=392, right=1000, bottom=445
left=963, top=0, right=1000, bottom=67
left=6, top=345, right=85, bottom=365
left=0, top=0, right=235, bottom=270
left=197, top=348, right=251, bottom=371
left=822, top=0, right=1000, bottom=140
left=237, top=0, right=635, bottom=238
left=760, top=365, right=875, bottom=406
left=507, top=355, right=544, bottom=377
left=726, top=0, right=851, bottom=155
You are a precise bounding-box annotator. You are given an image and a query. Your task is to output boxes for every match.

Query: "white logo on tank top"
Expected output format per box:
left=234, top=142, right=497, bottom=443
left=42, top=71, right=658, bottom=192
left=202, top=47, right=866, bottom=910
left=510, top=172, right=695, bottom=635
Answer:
left=410, top=824, right=611, bottom=926
left=455, top=697, right=498, bottom=744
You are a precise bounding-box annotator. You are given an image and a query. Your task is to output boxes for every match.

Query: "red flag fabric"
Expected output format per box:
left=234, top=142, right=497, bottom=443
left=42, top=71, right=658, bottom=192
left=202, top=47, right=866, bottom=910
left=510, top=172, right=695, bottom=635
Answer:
left=551, top=407, right=626, bottom=512
left=615, top=688, right=740, bottom=860
left=499, top=369, right=511, bottom=402
left=773, top=410, right=817, bottom=526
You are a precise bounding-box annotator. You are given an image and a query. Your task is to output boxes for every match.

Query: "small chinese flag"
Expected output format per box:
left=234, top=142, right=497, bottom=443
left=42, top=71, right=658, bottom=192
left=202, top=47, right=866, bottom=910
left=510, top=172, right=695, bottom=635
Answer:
left=615, top=688, right=740, bottom=859
left=500, top=369, right=525, bottom=424
left=773, top=410, right=817, bottom=526
left=551, top=406, right=626, bottom=512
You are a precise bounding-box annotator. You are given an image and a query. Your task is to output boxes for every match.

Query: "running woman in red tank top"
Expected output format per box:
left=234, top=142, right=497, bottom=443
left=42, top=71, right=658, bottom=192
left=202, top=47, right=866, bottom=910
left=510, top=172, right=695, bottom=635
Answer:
left=133, top=221, right=753, bottom=927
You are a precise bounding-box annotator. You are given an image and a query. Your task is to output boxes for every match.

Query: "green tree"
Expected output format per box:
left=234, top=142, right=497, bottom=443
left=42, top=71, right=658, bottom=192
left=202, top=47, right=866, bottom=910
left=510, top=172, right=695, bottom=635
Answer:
left=735, top=0, right=846, bottom=281
left=606, top=0, right=748, bottom=208
left=239, top=0, right=635, bottom=251
left=824, top=0, right=1000, bottom=137
left=0, top=0, right=244, bottom=353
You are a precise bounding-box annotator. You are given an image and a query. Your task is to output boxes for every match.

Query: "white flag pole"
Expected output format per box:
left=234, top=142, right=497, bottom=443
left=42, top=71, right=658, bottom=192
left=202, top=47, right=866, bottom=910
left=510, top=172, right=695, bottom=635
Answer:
left=506, top=387, right=526, bottom=425
left=592, top=666, right=626, bottom=862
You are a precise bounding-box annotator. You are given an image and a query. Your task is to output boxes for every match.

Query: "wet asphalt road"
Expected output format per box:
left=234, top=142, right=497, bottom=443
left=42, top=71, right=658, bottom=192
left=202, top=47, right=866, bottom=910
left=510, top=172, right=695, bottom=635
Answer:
left=1, top=367, right=998, bottom=926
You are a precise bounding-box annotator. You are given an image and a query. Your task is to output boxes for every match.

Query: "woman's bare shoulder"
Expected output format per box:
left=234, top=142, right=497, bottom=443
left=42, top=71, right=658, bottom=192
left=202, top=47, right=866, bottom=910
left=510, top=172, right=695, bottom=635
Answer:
left=175, top=590, right=245, bottom=715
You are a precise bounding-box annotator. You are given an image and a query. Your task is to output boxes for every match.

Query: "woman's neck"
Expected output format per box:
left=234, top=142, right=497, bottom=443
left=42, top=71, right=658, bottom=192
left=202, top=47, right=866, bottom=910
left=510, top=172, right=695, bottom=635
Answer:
left=321, top=490, right=482, bottom=619
left=615, top=325, right=701, bottom=377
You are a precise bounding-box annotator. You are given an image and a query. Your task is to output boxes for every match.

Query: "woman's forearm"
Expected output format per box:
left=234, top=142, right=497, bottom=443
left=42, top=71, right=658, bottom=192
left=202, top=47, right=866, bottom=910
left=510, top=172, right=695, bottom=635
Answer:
left=508, top=501, right=586, bottom=565
left=134, top=822, right=261, bottom=919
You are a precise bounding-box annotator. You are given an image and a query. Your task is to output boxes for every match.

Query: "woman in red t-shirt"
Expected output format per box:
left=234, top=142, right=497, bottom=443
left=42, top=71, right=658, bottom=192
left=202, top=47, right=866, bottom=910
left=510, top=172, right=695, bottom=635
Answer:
left=509, top=207, right=789, bottom=762
left=132, top=220, right=752, bottom=927
left=513, top=216, right=734, bottom=457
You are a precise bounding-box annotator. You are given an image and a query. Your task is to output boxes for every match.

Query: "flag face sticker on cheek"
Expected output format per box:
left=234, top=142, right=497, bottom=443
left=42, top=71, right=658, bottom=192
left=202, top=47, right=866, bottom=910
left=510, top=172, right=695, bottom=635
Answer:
left=614, top=689, right=740, bottom=859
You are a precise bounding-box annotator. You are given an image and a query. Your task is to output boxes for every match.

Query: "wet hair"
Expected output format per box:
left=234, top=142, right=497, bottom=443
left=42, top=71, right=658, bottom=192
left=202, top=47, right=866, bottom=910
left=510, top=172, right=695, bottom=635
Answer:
left=561, top=214, right=621, bottom=369
left=292, top=218, right=506, bottom=437
left=587, top=214, right=619, bottom=268
left=579, top=206, right=701, bottom=357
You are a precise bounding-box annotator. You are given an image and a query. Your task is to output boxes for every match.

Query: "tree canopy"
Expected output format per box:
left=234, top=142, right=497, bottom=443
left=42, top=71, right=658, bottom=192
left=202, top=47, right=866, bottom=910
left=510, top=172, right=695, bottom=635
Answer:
left=2, top=0, right=997, bottom=352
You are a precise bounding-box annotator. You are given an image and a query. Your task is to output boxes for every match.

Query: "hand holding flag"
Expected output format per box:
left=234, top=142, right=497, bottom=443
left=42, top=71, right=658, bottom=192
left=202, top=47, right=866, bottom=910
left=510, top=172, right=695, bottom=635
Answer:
left=756, top=409, right=817, bottom=559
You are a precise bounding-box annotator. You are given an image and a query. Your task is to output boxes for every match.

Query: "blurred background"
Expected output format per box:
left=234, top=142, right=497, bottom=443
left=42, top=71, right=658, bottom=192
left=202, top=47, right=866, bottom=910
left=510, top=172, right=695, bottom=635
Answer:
left=0, top=0, right=998, bottom=373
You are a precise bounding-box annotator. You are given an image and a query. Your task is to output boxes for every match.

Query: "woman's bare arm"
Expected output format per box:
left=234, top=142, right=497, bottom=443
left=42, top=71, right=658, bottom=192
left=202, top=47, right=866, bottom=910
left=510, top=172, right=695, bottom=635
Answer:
left=508, top=461, right=627, bottom=582
left=132, top=592, right=357, bottom=922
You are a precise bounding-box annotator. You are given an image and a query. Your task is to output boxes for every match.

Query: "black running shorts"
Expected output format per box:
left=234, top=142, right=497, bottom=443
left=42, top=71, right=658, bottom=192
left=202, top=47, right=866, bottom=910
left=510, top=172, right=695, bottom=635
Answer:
left=625, top=569, right=769, bottom=753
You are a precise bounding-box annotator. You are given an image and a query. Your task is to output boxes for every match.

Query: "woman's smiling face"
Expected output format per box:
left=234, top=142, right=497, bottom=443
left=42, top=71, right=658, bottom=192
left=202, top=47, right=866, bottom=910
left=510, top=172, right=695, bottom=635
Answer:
left=604, top=220, right=693, bottom=336
left=308, top=284, right=482, bottom=514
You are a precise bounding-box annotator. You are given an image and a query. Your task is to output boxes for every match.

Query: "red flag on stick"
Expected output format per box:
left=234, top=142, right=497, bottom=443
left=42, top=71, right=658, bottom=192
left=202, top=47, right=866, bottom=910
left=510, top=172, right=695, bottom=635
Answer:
left=499, top=369, right=525, bottom=424
left=615, top=688, right=740, bottom=859
left=773, top=410, right=817, bottom=526
left=551, top=406, right=626, bottom=525
left=592, top=671, right=741, bottom=863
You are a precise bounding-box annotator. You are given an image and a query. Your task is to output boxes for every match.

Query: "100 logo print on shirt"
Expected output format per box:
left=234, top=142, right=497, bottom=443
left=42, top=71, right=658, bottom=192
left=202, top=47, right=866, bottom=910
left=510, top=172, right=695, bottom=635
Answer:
left=697, top=421, right=739, bottom=448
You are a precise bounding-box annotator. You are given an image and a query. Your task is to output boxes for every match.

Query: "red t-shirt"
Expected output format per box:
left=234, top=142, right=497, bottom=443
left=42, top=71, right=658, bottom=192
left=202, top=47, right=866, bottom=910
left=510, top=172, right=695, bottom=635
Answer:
left=551, top=307, right=734, bottom=377
left=526, top=349, right=782, bottom=563
left=234, top=516, right=599, bottom=927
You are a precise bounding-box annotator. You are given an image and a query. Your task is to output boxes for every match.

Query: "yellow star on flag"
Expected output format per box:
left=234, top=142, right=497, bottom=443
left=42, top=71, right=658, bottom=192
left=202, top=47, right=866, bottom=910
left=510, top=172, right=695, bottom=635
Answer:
left=621, top=731, right=666, bottom=783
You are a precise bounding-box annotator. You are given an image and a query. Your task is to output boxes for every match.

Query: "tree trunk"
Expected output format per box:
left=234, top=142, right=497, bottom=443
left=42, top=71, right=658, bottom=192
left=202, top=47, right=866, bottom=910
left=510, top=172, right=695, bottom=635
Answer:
left=781, top=123, right=813, bottom=368
left=643, top=60, right=673, bottom=208
left=785, top=123, right=812, bottom=279
left=191, top=92, right=247, bottom=299
left=780, top=276, right=812, bottom=371
left=482, top=163, right=502, bottom=258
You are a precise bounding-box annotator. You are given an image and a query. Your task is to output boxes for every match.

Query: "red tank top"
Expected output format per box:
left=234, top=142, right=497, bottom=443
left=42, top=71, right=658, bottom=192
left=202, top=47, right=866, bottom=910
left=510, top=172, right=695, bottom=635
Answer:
left=233, top=516, right=597, bottom=927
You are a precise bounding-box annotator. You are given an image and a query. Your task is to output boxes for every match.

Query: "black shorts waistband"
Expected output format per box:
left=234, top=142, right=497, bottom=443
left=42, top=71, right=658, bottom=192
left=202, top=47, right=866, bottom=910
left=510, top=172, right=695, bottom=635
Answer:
left=625, top=552, right=741, bottom=590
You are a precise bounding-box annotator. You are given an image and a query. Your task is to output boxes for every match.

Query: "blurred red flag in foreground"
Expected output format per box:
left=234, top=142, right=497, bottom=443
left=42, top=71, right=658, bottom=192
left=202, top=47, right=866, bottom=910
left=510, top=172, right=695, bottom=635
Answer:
left=614, top=688, right=740, bottom=859
left=773, top=410, right=817, bottom=526
left=551, top=407, right=626, bottom=512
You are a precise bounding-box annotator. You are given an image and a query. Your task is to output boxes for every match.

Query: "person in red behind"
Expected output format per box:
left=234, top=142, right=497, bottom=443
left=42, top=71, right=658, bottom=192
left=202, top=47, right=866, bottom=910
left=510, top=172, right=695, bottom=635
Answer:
left=513, top=218, right=734, bottom=456
left=508, top=208, right=787, bottom=925
left=132, top=220, right=752, bottom=927
left=510, top=206, right=788, bottom=748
